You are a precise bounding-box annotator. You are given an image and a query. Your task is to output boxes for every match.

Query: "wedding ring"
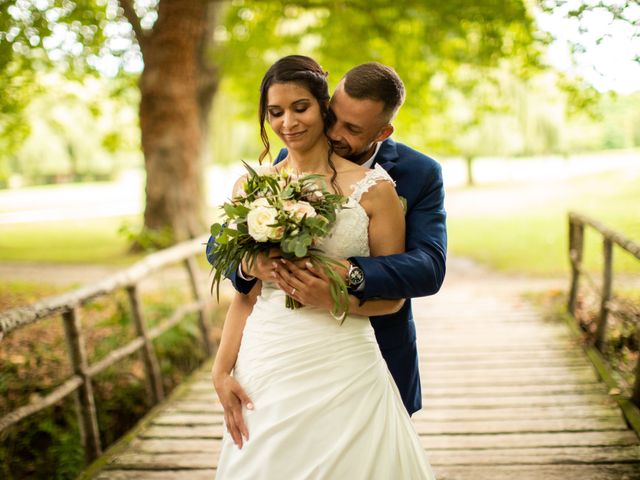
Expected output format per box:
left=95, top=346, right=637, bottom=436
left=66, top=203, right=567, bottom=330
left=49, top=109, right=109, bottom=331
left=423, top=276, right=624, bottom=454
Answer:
left=291, top=288, right=297, bottom=296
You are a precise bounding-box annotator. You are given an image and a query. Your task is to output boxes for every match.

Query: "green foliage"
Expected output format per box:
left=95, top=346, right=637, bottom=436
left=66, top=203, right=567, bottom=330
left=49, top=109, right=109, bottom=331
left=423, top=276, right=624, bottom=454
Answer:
left=215, top=0, right=544, bottom=155
left=6, top=74, right=141, bottom=185
left=0, top=285, right=225, bottom=480
left=0, top=57, right=38, bottom=185
left=0, top=400, right=85, bottom=480
left=1, top=0, right=622, bottom=185
left=118, top=222, right=175, bottom=252
left=0, top=0, right=139, bottom=162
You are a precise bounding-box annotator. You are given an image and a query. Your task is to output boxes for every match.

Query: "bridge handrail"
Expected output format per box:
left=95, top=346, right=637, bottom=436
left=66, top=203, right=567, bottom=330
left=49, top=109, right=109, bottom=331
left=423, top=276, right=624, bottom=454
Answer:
left=0, top=234, right=216, bottom=464
left=567, top=211, right=640, bottom=408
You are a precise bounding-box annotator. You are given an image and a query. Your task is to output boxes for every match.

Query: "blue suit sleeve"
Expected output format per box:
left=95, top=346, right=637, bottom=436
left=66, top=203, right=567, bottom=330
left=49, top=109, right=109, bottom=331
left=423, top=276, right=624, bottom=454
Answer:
left=350, top=163, right=447, bottom=300
left=274, top=148, right=288, bottom=164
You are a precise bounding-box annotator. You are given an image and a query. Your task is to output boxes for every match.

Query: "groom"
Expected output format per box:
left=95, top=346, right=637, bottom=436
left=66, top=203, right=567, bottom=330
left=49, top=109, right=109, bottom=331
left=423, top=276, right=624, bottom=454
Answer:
left=209, top=62, right=446, bottom=426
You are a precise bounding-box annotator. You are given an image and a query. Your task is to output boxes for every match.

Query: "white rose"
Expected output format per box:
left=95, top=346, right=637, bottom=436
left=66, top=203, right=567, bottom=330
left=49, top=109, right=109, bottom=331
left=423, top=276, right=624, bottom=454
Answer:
left=247, top=206, right=279, bottom=242
left=283, top=200, right=316, bottom=221
left=269, top=225, right=285, bottom=240
left=250, top=197, right=270, bottom=208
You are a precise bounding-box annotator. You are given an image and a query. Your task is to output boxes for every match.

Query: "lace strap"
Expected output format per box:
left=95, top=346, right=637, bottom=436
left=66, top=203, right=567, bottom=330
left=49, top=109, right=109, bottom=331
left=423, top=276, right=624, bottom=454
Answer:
left=350, top=164, right=396, bottom=202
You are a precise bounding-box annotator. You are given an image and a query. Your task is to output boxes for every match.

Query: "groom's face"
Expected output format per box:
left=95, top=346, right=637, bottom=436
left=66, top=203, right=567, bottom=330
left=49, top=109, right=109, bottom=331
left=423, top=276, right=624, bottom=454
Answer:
left=327, top=82, right=393, bottom=164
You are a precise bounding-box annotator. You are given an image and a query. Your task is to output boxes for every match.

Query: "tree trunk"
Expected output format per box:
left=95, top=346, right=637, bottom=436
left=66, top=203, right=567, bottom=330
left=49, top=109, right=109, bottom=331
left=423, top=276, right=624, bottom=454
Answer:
left=137, top=0, right=219, bottom=243
left=465, top=155, right=475, bottom=187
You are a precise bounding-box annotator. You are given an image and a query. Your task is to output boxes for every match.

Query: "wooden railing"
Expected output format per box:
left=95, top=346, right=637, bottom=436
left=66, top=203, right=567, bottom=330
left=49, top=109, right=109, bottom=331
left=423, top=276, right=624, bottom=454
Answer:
left=0, top=235, right=216, bottom=464
left=567, top=212, right=640, bottom=409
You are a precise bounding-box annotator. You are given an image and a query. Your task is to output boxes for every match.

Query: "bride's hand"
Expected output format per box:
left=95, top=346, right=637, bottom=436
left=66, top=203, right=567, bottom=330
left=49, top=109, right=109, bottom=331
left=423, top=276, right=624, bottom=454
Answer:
left=212, top=371, right=254, bottom=449
left=273, top=258, right=349, bottom=310
left=242, top=248, right=282, bottom=282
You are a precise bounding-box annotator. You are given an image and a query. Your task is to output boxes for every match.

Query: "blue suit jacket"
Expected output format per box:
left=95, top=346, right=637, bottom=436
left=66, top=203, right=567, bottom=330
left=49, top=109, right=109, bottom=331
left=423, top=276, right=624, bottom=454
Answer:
left=206, top=138, right=447, bottom=415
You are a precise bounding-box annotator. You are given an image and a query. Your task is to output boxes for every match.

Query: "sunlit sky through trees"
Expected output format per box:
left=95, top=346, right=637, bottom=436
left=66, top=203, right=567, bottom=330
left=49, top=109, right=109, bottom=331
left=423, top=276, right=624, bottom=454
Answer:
left=536, top=2, right=640, bottom=94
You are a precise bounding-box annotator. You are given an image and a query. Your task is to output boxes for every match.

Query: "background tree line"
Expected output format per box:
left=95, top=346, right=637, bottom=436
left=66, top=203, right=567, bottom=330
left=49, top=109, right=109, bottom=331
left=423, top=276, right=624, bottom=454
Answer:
left=1, top=0, right=638, bottom=242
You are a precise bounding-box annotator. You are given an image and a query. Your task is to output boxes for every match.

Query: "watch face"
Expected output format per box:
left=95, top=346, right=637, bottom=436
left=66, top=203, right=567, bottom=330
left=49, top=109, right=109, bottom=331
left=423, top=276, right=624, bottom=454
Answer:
left=349, top=267, right=364, bottom=286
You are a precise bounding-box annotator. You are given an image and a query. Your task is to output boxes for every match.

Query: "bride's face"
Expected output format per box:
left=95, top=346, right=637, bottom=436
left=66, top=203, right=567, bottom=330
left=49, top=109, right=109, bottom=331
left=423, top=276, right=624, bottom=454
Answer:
left=267, top=82, right=325, bottom=152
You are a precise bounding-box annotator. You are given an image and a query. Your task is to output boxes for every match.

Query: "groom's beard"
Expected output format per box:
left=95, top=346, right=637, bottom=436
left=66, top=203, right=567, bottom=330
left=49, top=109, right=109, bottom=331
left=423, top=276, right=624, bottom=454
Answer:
left=332, top=142, right=374, bottom=165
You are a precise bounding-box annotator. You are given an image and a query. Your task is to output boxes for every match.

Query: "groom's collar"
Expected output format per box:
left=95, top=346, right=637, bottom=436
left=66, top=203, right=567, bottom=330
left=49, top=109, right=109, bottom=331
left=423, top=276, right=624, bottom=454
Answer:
left=361, top=142, right=382, bottom=169
left=372, top=138, right=399, bottom=173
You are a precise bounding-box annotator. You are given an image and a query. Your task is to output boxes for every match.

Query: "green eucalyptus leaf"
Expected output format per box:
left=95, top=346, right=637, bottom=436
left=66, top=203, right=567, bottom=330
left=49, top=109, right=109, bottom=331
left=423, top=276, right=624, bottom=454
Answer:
left=211, top=223, right=223, bottom=236
left=294, top=242, right=308, bottom=257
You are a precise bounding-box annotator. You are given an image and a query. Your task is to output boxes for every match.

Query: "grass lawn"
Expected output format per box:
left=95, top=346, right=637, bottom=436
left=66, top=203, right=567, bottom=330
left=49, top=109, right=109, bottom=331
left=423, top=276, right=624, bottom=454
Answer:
left=1, top=170, right=637, bottom=279
left=0, top=217, right=140, bottom=265
left=446, top=170, right=640, bottom=277
left=0, top=206, right=222, bottom=265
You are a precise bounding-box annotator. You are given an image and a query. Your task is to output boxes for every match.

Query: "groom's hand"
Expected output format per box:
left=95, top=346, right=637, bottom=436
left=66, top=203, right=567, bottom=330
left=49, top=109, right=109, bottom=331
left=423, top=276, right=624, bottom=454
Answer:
left=242, top=248, right=282, bottom=282
left=212, top=372, right=253, bottom=449
left=273, top=258, right=349, bottom=309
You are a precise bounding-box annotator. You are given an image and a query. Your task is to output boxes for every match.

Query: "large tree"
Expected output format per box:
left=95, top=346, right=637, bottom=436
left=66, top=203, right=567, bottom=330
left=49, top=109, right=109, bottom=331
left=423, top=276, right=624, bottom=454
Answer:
left=128, top=0, right=219, bottom=241
left=1, top=0, right=220, bottom=241
left=1, top=0, right=544, bottom=242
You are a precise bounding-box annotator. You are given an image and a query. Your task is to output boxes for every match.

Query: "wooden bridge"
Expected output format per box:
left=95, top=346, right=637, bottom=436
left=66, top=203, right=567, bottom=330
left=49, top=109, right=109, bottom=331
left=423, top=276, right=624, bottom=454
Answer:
left=2, top=214, right=639, bottom=479
left=83, top=257, right=640, bottom=480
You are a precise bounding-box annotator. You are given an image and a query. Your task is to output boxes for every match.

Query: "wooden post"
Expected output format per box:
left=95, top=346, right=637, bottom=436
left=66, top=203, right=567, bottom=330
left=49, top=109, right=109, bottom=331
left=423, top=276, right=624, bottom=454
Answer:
left=62, top=308, right=102, bottom=463
left=568, top=218, right=585, bottom=315
left=184, top=257, right=213, bottom=356
left=594, top=239, right=613, bottom=351
left=633, top=338, right=640, bottom=408
left=126, top=285, right=164, bottom=404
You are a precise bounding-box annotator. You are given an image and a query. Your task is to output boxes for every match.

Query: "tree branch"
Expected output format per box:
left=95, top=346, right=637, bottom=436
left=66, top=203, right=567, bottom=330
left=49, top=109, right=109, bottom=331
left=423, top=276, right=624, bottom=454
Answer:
left=118, top=0, right=147, bottom=51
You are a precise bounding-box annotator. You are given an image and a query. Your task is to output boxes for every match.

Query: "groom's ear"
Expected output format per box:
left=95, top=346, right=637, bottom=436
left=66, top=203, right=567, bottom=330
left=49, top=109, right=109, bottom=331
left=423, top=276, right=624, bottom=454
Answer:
left=375, top=124, right=394, bottom=142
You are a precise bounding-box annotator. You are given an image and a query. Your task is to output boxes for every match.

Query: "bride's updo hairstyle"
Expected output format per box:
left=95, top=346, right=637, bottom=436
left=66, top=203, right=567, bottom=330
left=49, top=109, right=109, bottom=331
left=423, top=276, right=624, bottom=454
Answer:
left=258, top=55, right=331, bottom=164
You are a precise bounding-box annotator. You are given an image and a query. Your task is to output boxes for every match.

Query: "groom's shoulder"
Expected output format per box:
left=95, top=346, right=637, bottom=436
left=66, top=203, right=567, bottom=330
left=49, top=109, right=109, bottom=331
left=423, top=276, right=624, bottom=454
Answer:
left=388, top=139, right=441, bottom=175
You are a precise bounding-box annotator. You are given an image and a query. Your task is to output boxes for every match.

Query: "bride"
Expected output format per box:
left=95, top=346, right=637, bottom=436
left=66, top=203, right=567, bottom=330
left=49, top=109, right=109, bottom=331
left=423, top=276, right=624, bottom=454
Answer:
left=212, top=55, right=435, bottom=479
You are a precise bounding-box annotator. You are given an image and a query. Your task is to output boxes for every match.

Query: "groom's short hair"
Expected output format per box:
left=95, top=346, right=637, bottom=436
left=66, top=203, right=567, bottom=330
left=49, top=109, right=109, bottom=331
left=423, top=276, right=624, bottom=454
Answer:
left=343, top=63, right=405, bottom=121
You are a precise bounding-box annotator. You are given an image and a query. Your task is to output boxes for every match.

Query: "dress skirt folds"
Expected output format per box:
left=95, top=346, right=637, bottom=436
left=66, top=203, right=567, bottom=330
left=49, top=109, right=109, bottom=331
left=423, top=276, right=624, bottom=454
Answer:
left=215, top=287, right=435, bottom=479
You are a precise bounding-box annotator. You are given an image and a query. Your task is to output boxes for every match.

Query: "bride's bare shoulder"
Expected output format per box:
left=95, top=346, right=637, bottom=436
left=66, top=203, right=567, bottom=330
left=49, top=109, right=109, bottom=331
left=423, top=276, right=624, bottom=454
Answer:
left=231, top=174, right=248, bottom=197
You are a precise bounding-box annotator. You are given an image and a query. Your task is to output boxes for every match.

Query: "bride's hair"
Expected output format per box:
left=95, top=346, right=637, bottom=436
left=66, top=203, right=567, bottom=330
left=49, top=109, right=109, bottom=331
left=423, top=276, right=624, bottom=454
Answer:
left=258, top=55, right=340, bottom=192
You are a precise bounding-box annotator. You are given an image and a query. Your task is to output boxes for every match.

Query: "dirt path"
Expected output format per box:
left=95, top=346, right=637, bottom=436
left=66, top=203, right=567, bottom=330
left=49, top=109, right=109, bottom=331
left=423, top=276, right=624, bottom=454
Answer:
left=0, top=262, right=125, bottom=287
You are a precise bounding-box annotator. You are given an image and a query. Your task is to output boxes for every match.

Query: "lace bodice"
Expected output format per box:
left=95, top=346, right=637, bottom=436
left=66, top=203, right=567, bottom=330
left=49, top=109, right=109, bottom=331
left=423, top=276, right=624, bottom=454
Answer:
left=318, top=164, right=395, bottom=258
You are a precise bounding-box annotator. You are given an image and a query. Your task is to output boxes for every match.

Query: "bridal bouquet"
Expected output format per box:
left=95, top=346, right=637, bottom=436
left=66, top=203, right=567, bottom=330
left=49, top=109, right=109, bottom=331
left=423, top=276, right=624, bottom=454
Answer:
left=209, top=162, right=350, bottom=319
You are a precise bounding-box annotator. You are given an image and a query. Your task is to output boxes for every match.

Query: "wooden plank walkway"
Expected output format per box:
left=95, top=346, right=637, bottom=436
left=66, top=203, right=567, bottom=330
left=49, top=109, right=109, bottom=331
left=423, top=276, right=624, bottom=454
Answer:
left=87, top=260, right=640, bottom=479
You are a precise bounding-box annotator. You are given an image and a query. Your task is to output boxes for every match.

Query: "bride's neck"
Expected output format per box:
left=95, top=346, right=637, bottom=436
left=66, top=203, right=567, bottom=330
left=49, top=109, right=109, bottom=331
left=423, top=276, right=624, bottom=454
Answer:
left=285, top=140, right=331, bottom=175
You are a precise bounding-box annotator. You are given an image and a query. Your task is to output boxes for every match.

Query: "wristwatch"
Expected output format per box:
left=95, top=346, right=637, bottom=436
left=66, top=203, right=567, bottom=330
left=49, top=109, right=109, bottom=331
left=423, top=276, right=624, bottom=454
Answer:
left=346, top=262, right=365, bottom=291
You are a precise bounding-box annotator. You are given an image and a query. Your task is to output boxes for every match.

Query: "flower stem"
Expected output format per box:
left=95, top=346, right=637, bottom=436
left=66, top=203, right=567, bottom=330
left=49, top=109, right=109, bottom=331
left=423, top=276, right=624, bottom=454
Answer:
left=285, top=295, right=303, bottom=310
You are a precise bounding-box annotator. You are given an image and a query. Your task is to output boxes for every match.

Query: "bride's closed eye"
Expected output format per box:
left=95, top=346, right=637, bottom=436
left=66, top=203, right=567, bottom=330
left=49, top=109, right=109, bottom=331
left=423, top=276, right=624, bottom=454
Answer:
left=268, top=107, right=309, bottom=118
left=294, top=100, right=311, bottom=111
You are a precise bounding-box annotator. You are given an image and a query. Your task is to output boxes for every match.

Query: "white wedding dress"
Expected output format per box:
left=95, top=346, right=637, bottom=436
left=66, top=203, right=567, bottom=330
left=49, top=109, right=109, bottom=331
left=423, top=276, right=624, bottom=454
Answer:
left=216, top=165, right=435, bottom=479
